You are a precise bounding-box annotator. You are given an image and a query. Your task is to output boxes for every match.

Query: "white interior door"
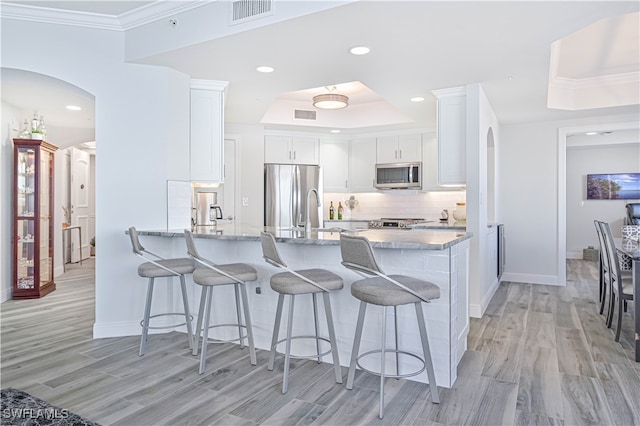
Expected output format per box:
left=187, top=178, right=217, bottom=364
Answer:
left=70, top=147, right=90, bottom=262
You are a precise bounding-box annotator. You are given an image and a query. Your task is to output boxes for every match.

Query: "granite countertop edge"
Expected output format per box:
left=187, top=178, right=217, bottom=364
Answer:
left=133, top=227, right=473, bottom=250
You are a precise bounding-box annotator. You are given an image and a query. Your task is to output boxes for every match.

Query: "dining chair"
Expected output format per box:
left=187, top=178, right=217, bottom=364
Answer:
left=600, top=221, right=634, bottom=342
left=594, top=221, right=609, bottom=316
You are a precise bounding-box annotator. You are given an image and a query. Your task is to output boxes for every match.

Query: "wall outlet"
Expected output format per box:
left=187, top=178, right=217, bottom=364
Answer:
left=242, top=197, right=249, bottom=207
left=255, top=286, right=261, bottom=294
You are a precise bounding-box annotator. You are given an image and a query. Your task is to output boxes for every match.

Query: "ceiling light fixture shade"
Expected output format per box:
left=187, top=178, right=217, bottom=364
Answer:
left=313, top=93, right=349, bottom=109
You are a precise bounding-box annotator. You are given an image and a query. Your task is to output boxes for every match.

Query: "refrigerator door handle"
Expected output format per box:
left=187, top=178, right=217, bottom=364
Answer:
left=292, top=165, right=299, bottom=228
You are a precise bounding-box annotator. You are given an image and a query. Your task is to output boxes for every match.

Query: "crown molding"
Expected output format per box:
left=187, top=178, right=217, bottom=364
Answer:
left=0, top=1, right=208, bottom=31
left=119, top=1, right=209, bottom=31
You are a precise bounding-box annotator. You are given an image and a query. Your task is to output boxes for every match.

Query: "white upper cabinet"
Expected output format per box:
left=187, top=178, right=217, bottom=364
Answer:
left=421, top=131, right=439, bottom=191
left=265, top=135, right=319, bottom=165
left=190, top=80, right=227, bottom=182
left=433, top=87, right=466, bottom=185
left=349, top=137, right=377, bottom=192
left=376, top=133, right=422, bottom=163
left=319, top=139, right=349, bottom=192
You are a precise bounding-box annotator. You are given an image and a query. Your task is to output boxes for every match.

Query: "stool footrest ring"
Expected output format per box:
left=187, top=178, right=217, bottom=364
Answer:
left=356, top=349, right=426, bottom=380
left=140, top=313, right=194, bottom=330
left=273, top=335, right=333, bottom=360
left=200, top=323, right=249, bottom=344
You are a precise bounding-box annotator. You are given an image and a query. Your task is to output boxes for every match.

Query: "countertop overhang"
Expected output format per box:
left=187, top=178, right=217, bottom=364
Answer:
left=135, top=223, right=472, bottom=250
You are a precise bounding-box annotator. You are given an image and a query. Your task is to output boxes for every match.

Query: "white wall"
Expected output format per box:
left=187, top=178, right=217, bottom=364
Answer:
left=500, top=114, right=639, bottom=286
left=566, top=143, right=640, bottom=258
left=0, top=102, right=22, bottom=302
left=1, top=18, right=191, bottom=334
left=465, top=83, right=501, bottom=317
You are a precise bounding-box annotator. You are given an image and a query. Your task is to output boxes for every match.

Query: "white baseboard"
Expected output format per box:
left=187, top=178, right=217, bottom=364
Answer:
left=566, top=251, right=583, bottom=259
left=500, top=272, right=563, bottom=286
left=469, top=276, right=501, bottom=318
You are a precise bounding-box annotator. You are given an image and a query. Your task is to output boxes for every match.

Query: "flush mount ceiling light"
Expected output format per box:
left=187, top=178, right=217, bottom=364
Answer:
left=66, top=105, right=82, bottom=111
left=256, top=66, right=274, bottom=73
left=313, top=86, right=349, bottom=110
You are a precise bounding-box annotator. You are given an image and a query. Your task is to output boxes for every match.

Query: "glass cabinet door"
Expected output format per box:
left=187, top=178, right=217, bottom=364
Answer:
left=16, top=147, right=36, bottom=290
left=40, top=150, right=53, bottom=285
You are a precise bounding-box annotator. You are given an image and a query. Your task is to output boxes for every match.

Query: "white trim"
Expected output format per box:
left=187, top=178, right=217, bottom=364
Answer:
left=550, top=72, right=640, bottom=90
left=0, top=1, right=206, bottom=31
left=500, top=272, right=562, bottom=286
left=469, top=275, right=500, bottom=318
left=191, top=79, right=230, bottom=91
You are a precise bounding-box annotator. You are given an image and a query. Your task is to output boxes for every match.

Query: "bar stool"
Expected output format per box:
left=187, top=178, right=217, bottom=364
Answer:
left=128, top=227, right=194, bottom=356
left=339, top=233, right=440, bottom=419
left=184, top=230, right=258, bottom=374
left=259, top=232, right=343, bottom=394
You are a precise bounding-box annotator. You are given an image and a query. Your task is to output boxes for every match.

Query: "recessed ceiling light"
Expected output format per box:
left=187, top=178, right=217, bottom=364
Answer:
left=410, top=97, right=425, bottom=102
left=66, top=105, right=81, bottom=111
left=585, top=131, right=598, bottom=135
left=256, top=66, right=274, bottom=73
left=330, top=129, right=341, bottom=134
left=350, top=46, right=370, bottom=55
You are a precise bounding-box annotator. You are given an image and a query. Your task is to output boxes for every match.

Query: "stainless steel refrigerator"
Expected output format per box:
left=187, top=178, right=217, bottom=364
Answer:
left=264, top=164, right=323, bottom=229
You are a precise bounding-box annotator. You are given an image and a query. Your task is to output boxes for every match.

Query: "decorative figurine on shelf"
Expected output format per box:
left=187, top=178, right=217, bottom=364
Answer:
left=19, top=119, right=31, bottom=139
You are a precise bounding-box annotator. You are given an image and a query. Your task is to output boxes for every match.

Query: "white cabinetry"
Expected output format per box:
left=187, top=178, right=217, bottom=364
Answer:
left=319, top=139, right=349, bottom=192
left=421, top=131, right=439, bottom=190
left=265, top=135, right=318, bottom=165
left=433, top=87, right=466, bottom=185
left=349, top=137, right=377, bottom=192
left=190, top=80, right=227, bottom=182
left=376, top=133, right=422, bottom=163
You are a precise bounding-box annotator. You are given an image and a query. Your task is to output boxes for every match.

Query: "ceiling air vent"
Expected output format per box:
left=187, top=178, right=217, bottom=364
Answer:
left=230, top=0, right=274, bottom=25
left=294, top=109, right=316, bottom=120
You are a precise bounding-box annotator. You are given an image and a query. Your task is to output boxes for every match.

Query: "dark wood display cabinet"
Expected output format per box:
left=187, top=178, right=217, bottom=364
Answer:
left=12, top=138, right=58, bottom=299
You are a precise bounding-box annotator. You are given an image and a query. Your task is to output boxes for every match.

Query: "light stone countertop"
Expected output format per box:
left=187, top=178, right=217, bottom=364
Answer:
left=135, top=222, right=472, bottom=250
left=408, top=219, right=467, bottom=231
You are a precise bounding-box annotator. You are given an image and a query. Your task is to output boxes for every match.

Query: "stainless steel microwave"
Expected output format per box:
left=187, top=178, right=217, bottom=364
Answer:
left=374, top=162, right=421, bottom=189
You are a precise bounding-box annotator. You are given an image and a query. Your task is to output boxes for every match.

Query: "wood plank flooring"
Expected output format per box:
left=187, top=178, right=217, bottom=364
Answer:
left=1, top=259, right=638, bottom=425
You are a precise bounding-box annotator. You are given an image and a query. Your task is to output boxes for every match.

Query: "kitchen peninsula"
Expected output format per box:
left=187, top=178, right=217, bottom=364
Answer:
left=134, top=225, right=471, bottom=388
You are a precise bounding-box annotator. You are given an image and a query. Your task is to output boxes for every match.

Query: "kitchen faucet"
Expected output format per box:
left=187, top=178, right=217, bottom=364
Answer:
left=305, top=188, right=321, bottom=233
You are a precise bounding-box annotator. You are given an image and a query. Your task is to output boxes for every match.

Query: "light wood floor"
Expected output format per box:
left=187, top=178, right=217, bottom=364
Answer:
left=1, top=259, right=639, bottom=425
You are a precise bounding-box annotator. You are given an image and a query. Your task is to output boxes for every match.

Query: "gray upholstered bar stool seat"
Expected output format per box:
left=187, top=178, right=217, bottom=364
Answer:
left=260, top=232, right=343, bottom=394
left=339, top=233, right=440, bottom=419
left=128, top=227, right=195, bottom=357
left=185, top=230, right=258, bottom=374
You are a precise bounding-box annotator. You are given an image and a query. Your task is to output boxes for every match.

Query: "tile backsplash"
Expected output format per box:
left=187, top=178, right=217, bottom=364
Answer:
left=323, top=191, right=466, bottom=221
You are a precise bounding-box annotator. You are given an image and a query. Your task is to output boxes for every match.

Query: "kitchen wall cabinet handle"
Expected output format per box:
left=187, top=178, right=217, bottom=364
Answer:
left=289, top=151, right=292, bottom=160
left=399, top=149, right=402, bottom=159
left=293, top=151, right=296, bottom=160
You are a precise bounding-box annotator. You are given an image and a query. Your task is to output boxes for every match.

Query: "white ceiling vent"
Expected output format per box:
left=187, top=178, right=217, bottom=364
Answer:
left=294, top=109, right=316, bottom=120
left=230, top=0, right=274, bottom=25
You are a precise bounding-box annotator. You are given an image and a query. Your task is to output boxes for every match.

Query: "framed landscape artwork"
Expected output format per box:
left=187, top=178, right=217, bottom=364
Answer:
left=587, top=173, right=640, bottom=200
